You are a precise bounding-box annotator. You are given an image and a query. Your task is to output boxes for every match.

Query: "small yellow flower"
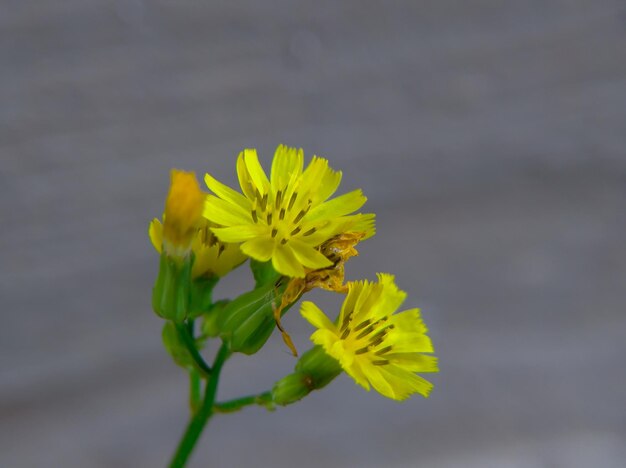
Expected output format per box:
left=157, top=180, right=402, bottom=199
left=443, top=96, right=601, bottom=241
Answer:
left=203, top=145, right=374, bottom=278
left=160, top=169, right=206, bottom=256
left=301, top=274, right=438, bottom=400
left=149, top=218, right=246, bottom=278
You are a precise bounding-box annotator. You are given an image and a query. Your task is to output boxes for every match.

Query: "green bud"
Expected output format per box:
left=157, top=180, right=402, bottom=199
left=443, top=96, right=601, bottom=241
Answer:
left=162, top=321, right=193, bottom=369
left=295, top=346, right=343, bottom=388
left=152, top=253, right=193, bottom=322
left=272, top=346, right=342, bottom=405
left=218, top=282, right=283, bottom=355
left=272, top=372, right=312, bottom=406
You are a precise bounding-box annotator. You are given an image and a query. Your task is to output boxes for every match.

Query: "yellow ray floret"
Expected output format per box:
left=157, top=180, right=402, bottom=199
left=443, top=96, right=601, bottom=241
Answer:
left=203, top=145, right=375, bottom=278
left=300, top=274, right=438, bottom=400
left=162, top=169, right=206, bottom=253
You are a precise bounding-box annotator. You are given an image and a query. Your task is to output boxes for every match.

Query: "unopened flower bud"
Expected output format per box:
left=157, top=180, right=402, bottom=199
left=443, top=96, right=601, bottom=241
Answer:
left=272, top=372, right=312, bottom=406
left=272, top=346, right=342, bottom=405
left=218, top=282, right=285, bottom=355
left=152, top=252, right=193, bottom=322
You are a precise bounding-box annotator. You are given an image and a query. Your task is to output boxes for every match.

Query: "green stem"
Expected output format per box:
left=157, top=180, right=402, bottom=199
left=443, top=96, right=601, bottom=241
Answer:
left=169, top=343, right=231, bottom=468
left=175, top=323, right=212, bottom=379
left=188, top=370, right=201, bottom=414
left=214, top=391, right=273, bottom=413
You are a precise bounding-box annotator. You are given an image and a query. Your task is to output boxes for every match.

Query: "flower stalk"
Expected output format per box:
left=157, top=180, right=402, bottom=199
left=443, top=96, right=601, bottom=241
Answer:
left=169, top=343, right=230, bottom=468
left=174, top=323, right=212, bottom=379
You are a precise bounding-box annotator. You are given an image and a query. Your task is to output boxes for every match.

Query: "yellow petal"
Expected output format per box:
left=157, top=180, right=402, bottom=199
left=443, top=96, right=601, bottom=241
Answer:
left=343, top=213, right=376, bottom=240
left=375, top=365, right=434, bottom=399
left=374, top=273, right=407, bottom=317
left=241, top=148, right=270, bottom=194
left=204, top=195, right=252, bottom=226
left=148, top=218, right=163, bottom=254
left=286, top=156, right=330, bottom=213
left=236, top=151, right=256, bottom=199
left=191, top=244, right=218, bottom=278
left=310, top=328, right=338, bottom=352
left=303, top=155, right=342, bottom=204
left=338, top=280, right=367, bottom=326
left=388, top=353, right=438, bottom=373
left=361, top=365, right=400, bottom=400
left=271, top=145, right=303, bottom=188
left=211, top=225, right=267, bottom=243
left=305, top=189, right=367, bottom=223
left=272, top=245, right=305, bottom=278
left=301, top=301, right=336, bottom=332
left=314, top=165, right=342, bottom=204
left=353, top=281, right=385, bottom=323
left=387, top=333, right=434, bottom=353
left=204, top=173, right=250, bottom=211
left=298, top=156, right=327, bottom=190
left=240, top=237, right=275, bottom=261
left=212, top=244, right=247, bottom=277
left=345, top=358, right=372, bottom=391
left=289, top=239, right=333, bottom=270
left=388, top=308, right=428, bottom=335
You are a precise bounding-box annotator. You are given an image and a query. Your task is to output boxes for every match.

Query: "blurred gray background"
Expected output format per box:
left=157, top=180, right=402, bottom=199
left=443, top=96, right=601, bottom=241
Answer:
left=1, top=1, right=625, bottom=467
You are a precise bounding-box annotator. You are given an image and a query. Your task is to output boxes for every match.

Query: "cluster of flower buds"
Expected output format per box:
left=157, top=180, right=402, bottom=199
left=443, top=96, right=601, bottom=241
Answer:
left=150, top=145, right=438, bottom=407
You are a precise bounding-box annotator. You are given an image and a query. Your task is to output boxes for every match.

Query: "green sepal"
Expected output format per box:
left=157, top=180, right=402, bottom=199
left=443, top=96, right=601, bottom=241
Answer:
left=162, top=321, right=194, bottom=369
left=250, top=260, right=282, bottom=288
left=152, top=252, right=193, bottom=322
left=272, top=346, right=342, bottom=406
left=218, top=281, right=287, bottom=355
left=189, top=275, right=219, bottom=319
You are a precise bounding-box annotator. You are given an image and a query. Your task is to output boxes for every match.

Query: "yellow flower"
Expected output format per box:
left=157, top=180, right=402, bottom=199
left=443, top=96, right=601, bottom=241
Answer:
left=150, top=169, right=246, bottom=278
left=301, top=274, right=438, bottom=400
left=203, top=145, right=374, bottom=278
left=149, top=218, right=246, bottom=278
left=160, top=169, right=206, bottom=256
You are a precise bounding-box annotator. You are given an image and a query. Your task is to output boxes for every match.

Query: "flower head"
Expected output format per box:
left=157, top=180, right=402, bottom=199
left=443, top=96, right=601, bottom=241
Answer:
left=150, top=169, right=246, bottom=278
left=203, top=145, right=375, bottom=278
left=301, top=274, right=438, bottom=400
left=160, top=169, right=206, bottom=256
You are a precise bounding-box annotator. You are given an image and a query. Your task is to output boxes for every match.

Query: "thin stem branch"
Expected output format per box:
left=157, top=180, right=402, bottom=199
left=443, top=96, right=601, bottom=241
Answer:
left=214, top=391, right=273, bottom=413
left=169, top=342, right=231, bottom=468
left=175, top=322, right=212, bottom=379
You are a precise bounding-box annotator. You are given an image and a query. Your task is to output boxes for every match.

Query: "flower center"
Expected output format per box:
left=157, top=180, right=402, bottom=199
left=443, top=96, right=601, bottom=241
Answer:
left=339, top=309, right=395, bottom=362
left=250, top=188, right=317, bottom=245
